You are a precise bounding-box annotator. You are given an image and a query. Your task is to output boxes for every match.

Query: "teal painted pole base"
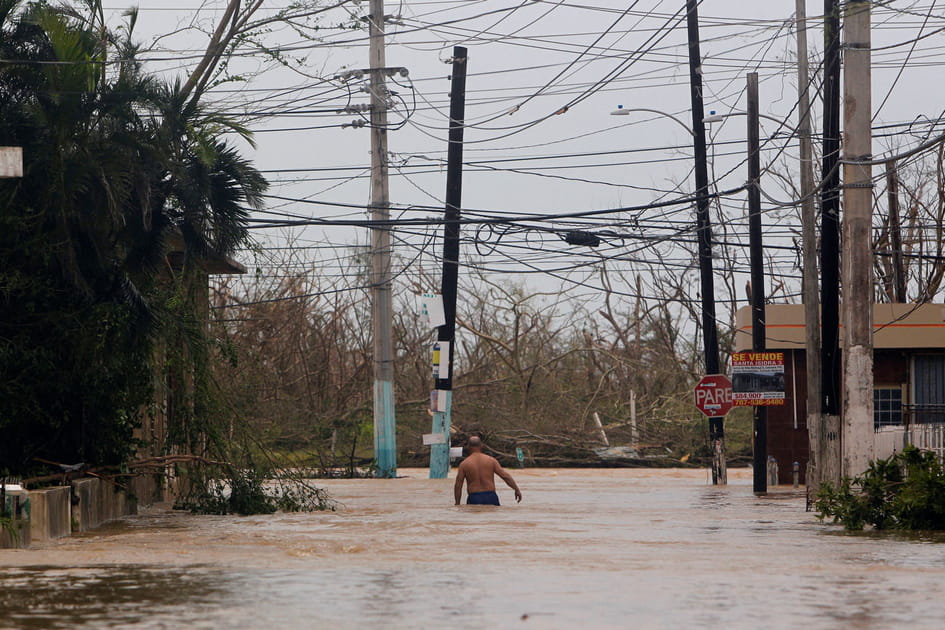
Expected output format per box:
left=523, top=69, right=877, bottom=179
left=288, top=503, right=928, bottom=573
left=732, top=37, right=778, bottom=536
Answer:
left=374, top=379, right=397, bottom=478
left=429, top=391, right=452, bottom=479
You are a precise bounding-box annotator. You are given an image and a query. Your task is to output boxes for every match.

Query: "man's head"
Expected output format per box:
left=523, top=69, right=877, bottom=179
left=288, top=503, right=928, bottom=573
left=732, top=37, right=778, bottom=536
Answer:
left=466, top=436, right=483, bottom=452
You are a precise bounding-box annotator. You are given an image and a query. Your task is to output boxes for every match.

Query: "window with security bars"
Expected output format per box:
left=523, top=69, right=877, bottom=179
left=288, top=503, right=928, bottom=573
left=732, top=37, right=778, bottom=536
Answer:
left=913, top=355, right=945, bottom=424
left=874, top=387, right=903, bottom=428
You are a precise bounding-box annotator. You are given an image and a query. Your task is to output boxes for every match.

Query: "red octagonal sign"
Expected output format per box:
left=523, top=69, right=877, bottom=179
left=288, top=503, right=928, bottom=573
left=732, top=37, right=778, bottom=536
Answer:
left=693, top=374, right=733, bottom=417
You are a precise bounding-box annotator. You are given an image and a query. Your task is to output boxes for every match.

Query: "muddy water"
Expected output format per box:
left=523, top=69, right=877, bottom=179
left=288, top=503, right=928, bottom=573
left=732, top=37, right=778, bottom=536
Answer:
left=2, top=468, right=945, bottom=629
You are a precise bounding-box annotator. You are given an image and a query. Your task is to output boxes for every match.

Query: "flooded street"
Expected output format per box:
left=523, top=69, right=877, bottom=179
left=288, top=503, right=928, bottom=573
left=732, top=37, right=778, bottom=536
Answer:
left=3, top=468, right=945, bottom=629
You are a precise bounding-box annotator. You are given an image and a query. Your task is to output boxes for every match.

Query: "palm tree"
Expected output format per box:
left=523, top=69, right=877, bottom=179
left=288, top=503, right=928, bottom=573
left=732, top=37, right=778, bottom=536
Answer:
left=0, top=0, right=267, bottom=475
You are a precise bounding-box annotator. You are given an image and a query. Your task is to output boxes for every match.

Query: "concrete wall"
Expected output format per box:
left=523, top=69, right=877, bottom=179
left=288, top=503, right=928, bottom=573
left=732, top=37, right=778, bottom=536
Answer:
left=128, top=473, right=164, bottom=507
left=28, top=486, right=72, bottom=542
left=0, top=519, right=30, bottom=549
left=1, top=491, right=30, bottom=548
left=71, top=478, right=141, bottom=533
left=0, top=477, right=150, bottom=547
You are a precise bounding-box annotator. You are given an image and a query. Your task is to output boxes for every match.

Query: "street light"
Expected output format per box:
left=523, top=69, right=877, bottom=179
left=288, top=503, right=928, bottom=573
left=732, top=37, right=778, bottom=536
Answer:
left=698, top=88, right=773, bottom=495
left=704, top=109, right=787, bottom=127
left=608, top=100, right=726, bottom=483
left=610, top=104, right=694, bottom=136
left=611, top=106, right=786, bottom=132
left=608, top=80, right=769, bottom=490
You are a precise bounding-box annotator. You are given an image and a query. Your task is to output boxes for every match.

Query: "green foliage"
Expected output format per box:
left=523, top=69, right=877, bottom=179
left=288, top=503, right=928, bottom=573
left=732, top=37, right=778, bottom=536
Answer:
left=179, top=468, right=277, bottom=516
left=0, top=1, right=264, bottom=475
left=0, top=516, right=18, bottom=544
left=176, top=464, right=334, bottom=516
left=815, top=446, right=945, bottom=531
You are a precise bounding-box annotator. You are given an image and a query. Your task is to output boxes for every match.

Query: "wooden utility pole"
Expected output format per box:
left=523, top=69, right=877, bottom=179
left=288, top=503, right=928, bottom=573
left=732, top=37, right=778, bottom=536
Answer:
left=820, top=0, right=843, bottom=486
left=429, top=46, right=467, bottom=479
left=686, top=0, right=726, bottom=484
left=841, top=0, right=874, bottom=478
left=796, top=0, right=824, bottom=493
left=368, top=0, right=397, bottom=478
left=747, top=73, right=767, bottom=495
left=885, top=162, right=907, bottom=302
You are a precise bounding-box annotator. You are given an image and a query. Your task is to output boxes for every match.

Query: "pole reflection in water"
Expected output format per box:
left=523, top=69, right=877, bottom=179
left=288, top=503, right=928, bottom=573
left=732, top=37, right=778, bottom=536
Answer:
left=2, top=468, right=945, bottom=629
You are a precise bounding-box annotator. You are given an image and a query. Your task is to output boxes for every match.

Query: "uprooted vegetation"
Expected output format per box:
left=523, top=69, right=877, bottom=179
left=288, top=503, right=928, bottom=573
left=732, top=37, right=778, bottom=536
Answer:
left=174, top=464, right=335, bottom=515
left=211, top=250, right=755, bottom=470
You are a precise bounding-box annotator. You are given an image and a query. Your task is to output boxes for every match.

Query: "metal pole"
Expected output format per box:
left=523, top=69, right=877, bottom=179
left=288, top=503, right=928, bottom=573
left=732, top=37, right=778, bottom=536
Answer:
left=796, top=0, right=823, bottom=494
left=820, top=0, right=843, bottom=485
left=747, top=73, right=767, bottom=495
left=686, top=0, right=726, bottom=484
left=841, top=0, right=874, bottom=478
left=368, top=0, right=397, bottom=478
left=429, top=46, right=467, bottom=479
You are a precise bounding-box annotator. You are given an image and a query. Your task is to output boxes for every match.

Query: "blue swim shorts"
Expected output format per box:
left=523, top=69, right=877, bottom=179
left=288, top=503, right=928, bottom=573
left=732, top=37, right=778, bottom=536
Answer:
left=467, top=490, right=500, bottom=506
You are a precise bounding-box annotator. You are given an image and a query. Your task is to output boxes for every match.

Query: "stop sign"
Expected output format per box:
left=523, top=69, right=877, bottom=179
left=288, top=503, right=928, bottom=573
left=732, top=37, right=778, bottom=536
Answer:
left=693, top=374, right=733, bottom=417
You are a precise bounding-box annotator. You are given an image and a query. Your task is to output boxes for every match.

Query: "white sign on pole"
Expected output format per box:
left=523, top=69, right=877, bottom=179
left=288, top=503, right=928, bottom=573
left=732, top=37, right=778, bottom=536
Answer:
left=419, top=293, right=446, bottom=328
left=422, top=433, right=447, bottom=445
left=449, top=447, right=463, bottom=459
left=0, top=147, right=23, bottom=178
left=435, top=389, right=449, bottom=412
left=432, top=341, right=450, bottom=380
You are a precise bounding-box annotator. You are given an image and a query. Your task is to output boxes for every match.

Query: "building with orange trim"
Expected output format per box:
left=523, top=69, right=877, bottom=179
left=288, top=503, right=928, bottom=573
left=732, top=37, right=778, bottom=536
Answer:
left=734, top=303, right=945, bottom=484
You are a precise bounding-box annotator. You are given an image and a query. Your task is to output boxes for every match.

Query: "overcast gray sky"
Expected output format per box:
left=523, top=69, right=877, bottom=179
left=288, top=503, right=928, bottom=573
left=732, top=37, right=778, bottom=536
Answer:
left=103, top=1, right=945, bottom=324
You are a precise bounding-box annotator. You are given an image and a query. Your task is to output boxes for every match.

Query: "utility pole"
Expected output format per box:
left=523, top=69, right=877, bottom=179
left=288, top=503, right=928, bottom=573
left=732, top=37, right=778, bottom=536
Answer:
left=841, top=0, right=874, bottom=478
left=686, top=0, right=725, bottom=484
left=429, top=46, right=467, bottom=479
left=885, top=161, right=907, bottom=302
left=820, top=0, right=843, bottom=486
left=796, top=0, right=824, bottom=493
left=747, top=73, right=767, bottom=495
left=368, top=0, right=396, bottom=478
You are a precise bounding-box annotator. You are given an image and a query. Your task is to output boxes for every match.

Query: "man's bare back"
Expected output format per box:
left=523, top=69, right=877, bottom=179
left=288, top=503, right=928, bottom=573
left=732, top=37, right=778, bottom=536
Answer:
left=454, top=437, right=522, bottom=506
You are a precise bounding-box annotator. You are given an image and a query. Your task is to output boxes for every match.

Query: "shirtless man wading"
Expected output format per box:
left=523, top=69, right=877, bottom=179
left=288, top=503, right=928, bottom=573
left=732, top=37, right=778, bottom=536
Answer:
left=454, top=436, right=523, bottom=506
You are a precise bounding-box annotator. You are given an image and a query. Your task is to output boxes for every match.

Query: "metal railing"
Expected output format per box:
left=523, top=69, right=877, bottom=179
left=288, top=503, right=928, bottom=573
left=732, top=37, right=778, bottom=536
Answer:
left=875, top=422, right=945, bottom=461
left=903, top=404, right=945, bottom=426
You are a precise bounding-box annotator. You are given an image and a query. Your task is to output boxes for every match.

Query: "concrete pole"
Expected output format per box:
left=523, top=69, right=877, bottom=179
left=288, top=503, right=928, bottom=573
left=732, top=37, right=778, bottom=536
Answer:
left=796, top=0, right=824, bottom=493
left=841, top=0, right=875, bottom=478
left=368, top=0, right=397, bottom=478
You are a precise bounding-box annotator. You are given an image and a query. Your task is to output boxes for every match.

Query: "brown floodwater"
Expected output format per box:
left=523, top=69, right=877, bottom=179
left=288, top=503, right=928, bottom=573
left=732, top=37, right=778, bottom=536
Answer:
left=2, top=468, right=945, bottom=629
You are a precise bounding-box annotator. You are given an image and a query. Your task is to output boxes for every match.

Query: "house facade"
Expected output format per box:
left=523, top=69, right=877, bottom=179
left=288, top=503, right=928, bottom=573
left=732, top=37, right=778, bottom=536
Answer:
left=135, top=232, right=246, bottom=469
left=734, top=303, right=945, bottom=484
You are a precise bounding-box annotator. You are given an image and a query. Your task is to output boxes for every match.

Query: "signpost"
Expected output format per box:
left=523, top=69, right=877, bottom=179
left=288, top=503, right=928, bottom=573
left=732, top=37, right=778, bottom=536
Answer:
left=693, top=374, right=733, bottom=418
